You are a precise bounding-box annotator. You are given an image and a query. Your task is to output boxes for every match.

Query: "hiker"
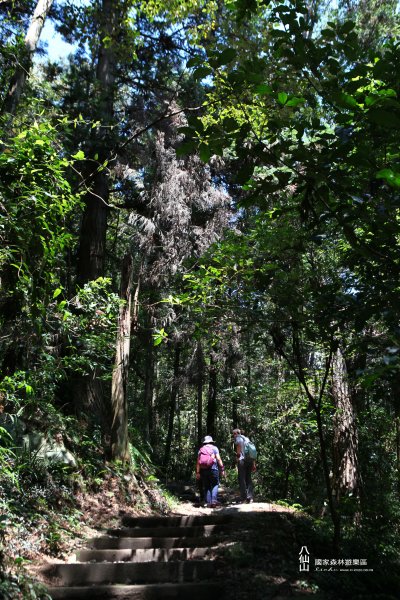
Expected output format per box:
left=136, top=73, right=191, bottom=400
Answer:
left=196, top=435, right=225, bottom=508
left=232, top=428, right=256, bottom=503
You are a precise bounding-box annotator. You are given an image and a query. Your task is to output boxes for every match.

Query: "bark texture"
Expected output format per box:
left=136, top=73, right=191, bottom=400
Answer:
left=111, top=254, right=133, bottom=462
left=206, top=350, right=218, bottom=439
left=196, top=342, right=204, bottom=447
left=332, top=347, right=360, bottom=502
left=163, top=344, right=181, bottom=470
left=76, top=0, right=119, bottom=285
left=74, top=0, right=124, bottom=423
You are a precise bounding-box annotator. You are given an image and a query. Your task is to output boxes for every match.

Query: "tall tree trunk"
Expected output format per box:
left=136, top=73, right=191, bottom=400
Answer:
left=396, top=415, right=400, bottom=496
left=230, top=367, right=239, bottom=430
left=226, top=329, right=241, bottom=428
left=332, top=347, right=360, bottom=504
left=207, top=350, right=218, bottom=438
left=74, top=0, right=123, bottom=424
left=76, top=171, right=109, bottom=285
left=143, top=327, right=156, bottom=446
left=163, top=344, right=181, bottom=471
left=2, top=0, right=53, bottom=115
left=110, top=253, right=133, bottom=463
left=76, top=0, right=119, bottom=285
left=196, top=341, right=204, bottom=447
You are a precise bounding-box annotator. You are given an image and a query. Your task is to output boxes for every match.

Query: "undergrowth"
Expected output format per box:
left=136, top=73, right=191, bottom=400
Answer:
left=0, top=421, right=171, bottom=599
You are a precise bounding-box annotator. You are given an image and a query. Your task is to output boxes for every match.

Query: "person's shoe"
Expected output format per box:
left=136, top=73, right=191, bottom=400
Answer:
left=210, top=503, right=217, bottom=508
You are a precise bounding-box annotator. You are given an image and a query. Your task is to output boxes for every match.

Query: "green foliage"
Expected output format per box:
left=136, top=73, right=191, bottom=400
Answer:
left=0, top=427, right=17, bottom=487
left=152, top=327, right=168, bottom=347
left=0, top=118, right=83, bottom=317
left=0, top=277, right=121, bottom=434
left=60, top=278, right=122, bottom=378
left=0, top=572, right=51, bottom=600
left=178, top=2, right=400, bottom=343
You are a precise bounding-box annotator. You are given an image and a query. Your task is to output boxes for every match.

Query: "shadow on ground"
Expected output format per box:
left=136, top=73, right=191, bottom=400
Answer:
left=166, top=482, right=400, bottom=600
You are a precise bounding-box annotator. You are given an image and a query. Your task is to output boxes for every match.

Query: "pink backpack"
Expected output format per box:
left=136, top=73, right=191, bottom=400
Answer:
left=198, top=445, right=215, bottom=469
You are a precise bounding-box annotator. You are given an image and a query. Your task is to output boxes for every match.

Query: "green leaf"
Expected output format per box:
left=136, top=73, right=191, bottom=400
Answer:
left=255, top=84, right=273, bottom=95
left=342, top=43, right=358, bottom=61
left=177, top=126, right=195, bottom=136
left=187, top=56, right=203, bottom=68
left=53, top=288, right=62, bottom=299
left=332, top=92, right=358, bottom=109
left=176, top=140, right=197, bottom=156
left=377, top=88, right=397, bottom=98
left=199, top=143, right=211, bottom=163
left=187, top=115, right=204, bottom=131
left=341, top=93, right=358, bottom=108
left=227, top=70, right=246, bottom=84
left=321, top=28, right=335, bottom=39
left=152, top=328, right=168, bottom=346
left=216, top=47, right=237, bottom=66
left=193, top=66, right=213, bottom=81
left=376, top=168, right=400, bottom=188
left=340, top=20, right=355, bottom=34
left=223, top=117, right=239, bottom=131
left=270, top=29, right=287, bottom=38
left=246, top=71, right=264, bottom=84
left=211, top=141, right=224, bottom=156
left=373, top=59, right=391, bottom=78
left=286, top=97, right=305, bottom=107
left=236, top=163, right=254, bottom=184
left=364, top=95, right=379, bottom=107
left=277, top=92, right=288, bottom=105
left=72, top=150, right=85, bottom=160
left=34, top=139, right=46, bottom=146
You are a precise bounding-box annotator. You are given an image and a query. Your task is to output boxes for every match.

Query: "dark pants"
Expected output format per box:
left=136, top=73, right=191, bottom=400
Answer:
left=200, top=468, right=219, bottom=505
left=237, top=459, right=253, bottom=501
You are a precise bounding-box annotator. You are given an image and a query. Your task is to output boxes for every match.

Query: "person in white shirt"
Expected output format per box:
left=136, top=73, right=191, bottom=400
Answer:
left=232, top=428, right=255, bottom=503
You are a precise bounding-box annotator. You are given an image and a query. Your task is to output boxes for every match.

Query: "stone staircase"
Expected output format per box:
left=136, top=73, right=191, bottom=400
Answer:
left=45, top=513, right=232, bottom=599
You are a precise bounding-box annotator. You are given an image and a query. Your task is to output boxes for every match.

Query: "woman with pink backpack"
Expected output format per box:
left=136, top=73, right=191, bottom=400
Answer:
left=195, top=435, right=225, bottom=508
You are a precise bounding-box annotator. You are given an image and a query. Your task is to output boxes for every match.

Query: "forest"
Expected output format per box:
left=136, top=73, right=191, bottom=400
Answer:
left=1, top=0, right=400, bottom=598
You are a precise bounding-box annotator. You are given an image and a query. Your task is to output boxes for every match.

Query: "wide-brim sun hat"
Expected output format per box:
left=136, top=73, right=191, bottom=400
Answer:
left=203, top=435, right=214, bottom=444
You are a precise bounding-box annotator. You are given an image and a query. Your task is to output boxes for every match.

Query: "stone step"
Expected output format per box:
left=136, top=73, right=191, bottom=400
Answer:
left=120, top=514, right=233, bottom=528
left=106, top=524, right=227, bottom=537
left=88, top=535, right=221, bottom=550
left=44, top=560, right=217, bottom=586
left=47, top=581, right=224, bottom=599
left=76, top=547, right=212, bottom=562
